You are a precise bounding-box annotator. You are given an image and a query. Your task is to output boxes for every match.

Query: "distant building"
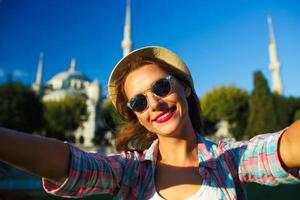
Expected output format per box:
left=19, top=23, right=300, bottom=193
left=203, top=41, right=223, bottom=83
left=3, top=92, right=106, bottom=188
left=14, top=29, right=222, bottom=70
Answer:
left=32, top=56, right=102, bottom=147
left=267, top=16, right=283, bottom=95
left=31, top=0, right=133, bottom=148
left=121, top=0, right=133, bottom=57
left=212, top=16, right=285, bottom=141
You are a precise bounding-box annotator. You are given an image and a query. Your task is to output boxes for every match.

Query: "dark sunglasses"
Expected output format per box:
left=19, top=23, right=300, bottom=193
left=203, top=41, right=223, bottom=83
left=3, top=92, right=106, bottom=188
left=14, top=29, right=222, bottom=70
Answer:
left=127, top=75, right=175, bottom=112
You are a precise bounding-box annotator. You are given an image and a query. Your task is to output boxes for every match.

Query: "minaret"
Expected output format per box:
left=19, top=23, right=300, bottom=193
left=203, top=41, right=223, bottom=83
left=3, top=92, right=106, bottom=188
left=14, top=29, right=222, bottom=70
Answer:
left=69, top=58, right=76, bottom=73
left=267, top=16, right=283, bottom=95
left=32, top=52, right=44, bottom=95
left=121, top=0, right=133, bottom=57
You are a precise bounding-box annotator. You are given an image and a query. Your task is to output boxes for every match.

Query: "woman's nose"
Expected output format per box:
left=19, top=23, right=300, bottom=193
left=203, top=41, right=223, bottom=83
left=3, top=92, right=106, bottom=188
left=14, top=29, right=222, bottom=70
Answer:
left=146, top=92, right=162, bottom=111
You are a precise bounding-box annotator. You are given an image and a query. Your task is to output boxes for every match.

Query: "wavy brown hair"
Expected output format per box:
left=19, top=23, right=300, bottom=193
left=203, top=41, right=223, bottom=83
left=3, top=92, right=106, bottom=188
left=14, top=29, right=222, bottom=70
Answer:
left=114, top=57, right=203, bottom=153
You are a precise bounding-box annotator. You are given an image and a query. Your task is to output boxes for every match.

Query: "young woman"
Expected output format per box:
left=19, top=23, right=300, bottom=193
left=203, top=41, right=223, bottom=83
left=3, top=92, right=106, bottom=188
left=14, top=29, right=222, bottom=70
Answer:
left=0, top=46, right=300, bottom=200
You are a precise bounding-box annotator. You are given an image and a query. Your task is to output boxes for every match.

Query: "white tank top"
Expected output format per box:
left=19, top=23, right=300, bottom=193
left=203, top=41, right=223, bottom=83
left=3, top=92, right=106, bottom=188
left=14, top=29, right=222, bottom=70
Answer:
left=149, top=180, right=221, bottom=200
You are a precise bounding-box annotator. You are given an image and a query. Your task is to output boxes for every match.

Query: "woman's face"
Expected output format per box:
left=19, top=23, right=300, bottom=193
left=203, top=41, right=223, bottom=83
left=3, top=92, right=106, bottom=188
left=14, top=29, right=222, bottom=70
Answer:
left=124, top=63, right=191, bottom=138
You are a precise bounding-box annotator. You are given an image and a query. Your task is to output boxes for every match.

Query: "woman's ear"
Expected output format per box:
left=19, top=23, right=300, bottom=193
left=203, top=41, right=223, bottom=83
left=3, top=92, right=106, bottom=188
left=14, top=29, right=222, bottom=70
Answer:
left=184, top=85, right=191, bottom=97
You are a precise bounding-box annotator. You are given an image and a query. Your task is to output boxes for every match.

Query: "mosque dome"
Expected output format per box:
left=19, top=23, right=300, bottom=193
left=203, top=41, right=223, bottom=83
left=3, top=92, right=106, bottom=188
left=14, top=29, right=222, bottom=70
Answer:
left=49, top=70, right=90, bottom=83
left=45, top=59, right=91, bottom=91
left=42, top=59, right=96, bottom=102
left=46, top=70, right=91, bottom=90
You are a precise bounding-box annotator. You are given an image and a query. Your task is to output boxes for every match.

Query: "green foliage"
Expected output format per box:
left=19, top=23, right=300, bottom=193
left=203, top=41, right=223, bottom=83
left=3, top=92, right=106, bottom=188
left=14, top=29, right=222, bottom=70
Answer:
left=294, top=110, right=300, bottom=121
left=43, top=96, right=88, bottom=141
left=201, top=85, right=249, bottom=139
left=0, top=83, right=43, bottom=133
left=267, top=94, right=300, bottom=130
left=286, top=96, right=300, bottom=123
left=101, top=98, right=123, bottom=133
left=272, top=94, right=294, bottom=129
left=246, top=71, right=279, bottom=138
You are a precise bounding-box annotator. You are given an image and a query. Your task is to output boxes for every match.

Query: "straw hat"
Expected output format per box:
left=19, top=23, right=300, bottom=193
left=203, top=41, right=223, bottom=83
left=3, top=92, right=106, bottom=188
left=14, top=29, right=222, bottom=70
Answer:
left=108, top=46, right=193, bottom=108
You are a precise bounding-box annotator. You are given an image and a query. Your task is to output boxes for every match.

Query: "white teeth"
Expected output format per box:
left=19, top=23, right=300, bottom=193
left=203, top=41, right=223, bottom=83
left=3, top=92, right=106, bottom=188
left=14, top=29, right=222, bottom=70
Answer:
left=157, top=112, right=169, bottom=120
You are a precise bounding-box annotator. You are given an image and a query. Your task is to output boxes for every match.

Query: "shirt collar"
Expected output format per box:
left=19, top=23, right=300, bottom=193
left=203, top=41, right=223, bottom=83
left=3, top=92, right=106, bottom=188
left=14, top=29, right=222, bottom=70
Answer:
left=144, top=134, right=217, bottom=169
left=144, top=139, right=158, bottom=163
left=196, top=134, right=217, bottom=169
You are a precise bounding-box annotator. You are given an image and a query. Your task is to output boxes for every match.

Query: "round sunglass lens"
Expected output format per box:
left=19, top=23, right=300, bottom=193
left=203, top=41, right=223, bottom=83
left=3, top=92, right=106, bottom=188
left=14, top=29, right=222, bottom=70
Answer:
left=130, top=94, right=147, bottom=112
left=152, top=79, right=171, bottom=97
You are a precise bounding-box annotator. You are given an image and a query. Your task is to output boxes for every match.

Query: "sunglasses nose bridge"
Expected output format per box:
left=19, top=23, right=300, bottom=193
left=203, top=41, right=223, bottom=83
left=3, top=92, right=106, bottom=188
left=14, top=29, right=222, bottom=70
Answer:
left=146, top=91, right=162, bottom=110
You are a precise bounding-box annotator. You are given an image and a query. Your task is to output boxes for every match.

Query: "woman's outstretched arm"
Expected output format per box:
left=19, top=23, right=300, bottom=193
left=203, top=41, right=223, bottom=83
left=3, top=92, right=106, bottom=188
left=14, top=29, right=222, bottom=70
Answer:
left=279, top=120, right=300, bottom=168
left=0, top=127, right=69, bottom=184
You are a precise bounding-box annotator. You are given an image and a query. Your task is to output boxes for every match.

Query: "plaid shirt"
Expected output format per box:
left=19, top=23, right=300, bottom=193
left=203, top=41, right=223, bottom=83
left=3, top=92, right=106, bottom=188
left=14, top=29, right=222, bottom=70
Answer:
left=43, top=130, right=300, bottom=200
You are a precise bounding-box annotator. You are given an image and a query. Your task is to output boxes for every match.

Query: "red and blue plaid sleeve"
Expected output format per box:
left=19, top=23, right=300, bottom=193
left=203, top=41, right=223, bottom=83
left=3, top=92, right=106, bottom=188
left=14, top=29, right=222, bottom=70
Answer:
left=43, top=143, right=126, bottom=198
left=222, top=130, right=300, bottom=185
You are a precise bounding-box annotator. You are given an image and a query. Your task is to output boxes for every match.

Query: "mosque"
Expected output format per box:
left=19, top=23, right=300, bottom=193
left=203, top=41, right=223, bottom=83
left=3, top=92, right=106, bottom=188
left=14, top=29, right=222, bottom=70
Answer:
left=32, top=54, right=102, bottom=147
left=31, top=0, right=283, bottom=145
left=31, top=0, right=133, bottom=147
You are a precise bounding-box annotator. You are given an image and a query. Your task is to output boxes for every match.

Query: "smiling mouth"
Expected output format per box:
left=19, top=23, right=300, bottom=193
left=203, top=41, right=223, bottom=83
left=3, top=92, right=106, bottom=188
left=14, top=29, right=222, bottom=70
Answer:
left=154, top=105, right=176, bottom=123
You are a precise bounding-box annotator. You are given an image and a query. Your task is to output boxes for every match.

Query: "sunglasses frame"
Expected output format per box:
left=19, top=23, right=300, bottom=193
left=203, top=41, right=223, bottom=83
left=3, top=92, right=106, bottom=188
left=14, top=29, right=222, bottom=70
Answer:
left=126, top=75, right=175, bottom=113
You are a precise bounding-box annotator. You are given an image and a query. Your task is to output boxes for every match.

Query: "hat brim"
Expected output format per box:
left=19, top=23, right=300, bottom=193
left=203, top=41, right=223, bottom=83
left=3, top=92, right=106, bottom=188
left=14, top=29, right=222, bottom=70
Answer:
left=108, top=46, right=192, bottom=108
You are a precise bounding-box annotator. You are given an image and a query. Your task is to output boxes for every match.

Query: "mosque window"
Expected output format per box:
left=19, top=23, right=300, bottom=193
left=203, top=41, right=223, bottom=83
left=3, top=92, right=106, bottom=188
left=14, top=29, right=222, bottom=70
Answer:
left=79, top=136, right=84, bottom=144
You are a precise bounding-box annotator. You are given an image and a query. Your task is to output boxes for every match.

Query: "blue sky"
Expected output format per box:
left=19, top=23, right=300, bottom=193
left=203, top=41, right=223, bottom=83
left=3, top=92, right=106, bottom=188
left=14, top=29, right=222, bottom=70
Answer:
left=0, top=0, right=299, bottom=98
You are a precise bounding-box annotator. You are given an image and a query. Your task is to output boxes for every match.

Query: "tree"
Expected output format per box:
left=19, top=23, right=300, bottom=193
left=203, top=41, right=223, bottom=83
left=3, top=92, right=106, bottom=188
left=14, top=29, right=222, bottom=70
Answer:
left=0, top=83, right=43, bottom=133
left=286, top=96, right=300, bottom=123
left=43, top=96, right=88, bottom=141
left=272, top=94, right=292, bottom=129
left=246, top=71, right=279, bottom=138
left=201, top=85, right=249, bottom=139
left=270, top=94, right=300, bottom=130
left=101, top=98, right=123, bottom=134
left=294, top=110, right=300, bottom=121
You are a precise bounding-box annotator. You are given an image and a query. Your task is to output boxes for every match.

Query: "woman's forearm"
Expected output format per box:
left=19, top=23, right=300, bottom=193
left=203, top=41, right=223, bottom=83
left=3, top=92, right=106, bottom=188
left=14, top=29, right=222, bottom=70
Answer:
left=0, top=127, right=70, bottom=183
left=279, top=120, right=300, bottom=168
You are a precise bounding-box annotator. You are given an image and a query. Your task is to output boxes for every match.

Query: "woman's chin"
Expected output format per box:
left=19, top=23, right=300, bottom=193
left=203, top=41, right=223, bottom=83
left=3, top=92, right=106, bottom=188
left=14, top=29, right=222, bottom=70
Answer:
left=154, top=121, right=181, bottom=137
